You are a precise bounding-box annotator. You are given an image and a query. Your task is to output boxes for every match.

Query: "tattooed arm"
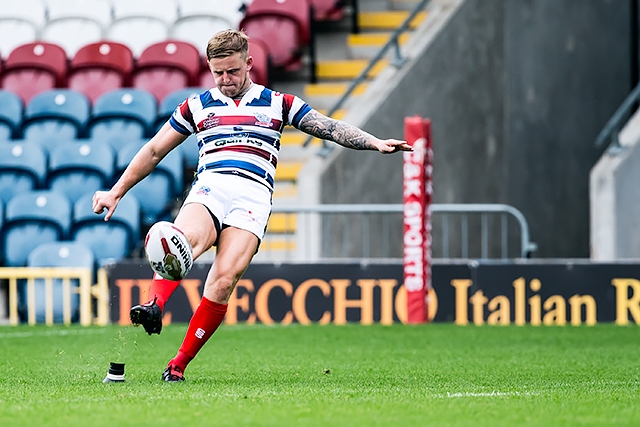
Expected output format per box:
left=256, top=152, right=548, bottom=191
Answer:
left=297, top=109, right=412, bottom=153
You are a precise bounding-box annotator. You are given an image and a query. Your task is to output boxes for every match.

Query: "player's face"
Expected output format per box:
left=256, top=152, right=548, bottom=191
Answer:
left=208, top=52, right=253, bottom=98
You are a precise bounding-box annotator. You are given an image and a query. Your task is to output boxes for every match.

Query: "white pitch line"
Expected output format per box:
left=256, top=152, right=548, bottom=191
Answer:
left=0, top=328, right=109, bottom=339
left=438, top=391, right=538, bottom=398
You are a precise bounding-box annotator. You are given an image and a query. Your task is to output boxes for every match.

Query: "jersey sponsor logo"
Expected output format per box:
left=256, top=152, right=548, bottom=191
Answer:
left=254, top=112, right=274, bottom=128
left=199, top=112, right=220, bottom=131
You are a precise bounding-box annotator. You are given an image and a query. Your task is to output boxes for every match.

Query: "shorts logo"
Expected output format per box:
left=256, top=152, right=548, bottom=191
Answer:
left=254, top=112, right=273, bottom=128
left=196, top=186, right=211, bottom=195
left=240, top=209, right=259, bottom=223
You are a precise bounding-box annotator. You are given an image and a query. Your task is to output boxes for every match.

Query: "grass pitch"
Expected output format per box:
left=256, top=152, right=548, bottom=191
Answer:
left=0, top=323, right=638, bottom=427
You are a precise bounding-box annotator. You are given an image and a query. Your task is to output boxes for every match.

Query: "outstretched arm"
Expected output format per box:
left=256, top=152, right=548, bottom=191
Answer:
left=298, top=109, right=412, bottom=153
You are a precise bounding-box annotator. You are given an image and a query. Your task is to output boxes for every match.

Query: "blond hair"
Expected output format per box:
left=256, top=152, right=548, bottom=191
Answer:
left=206, top=29, right=249, bottom=60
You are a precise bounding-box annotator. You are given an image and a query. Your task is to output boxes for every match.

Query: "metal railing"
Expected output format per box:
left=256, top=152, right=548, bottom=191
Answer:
left=595, top=82, right=640, bottom=151
left=262, top=203, right=536, bottom=261
left=304, top=0, right=432, bottom=155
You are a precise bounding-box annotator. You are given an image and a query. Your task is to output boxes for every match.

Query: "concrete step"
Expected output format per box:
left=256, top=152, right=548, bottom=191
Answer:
left=275, top=161, right=303, bottom=182
left=358, top=10, right=426, bottom=30
left=266, top=212, right=297, bottom=234
left=303, top=82, right=369, bottom=110
left=316, top=59, right=388, bottom=80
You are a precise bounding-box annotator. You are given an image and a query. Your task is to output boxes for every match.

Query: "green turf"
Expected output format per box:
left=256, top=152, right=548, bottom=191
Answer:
left=0, top=323, right=638, bottom=426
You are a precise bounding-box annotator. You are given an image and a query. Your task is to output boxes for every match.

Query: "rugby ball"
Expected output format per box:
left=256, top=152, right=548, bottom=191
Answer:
left=144, top=221, right=193, bottom=281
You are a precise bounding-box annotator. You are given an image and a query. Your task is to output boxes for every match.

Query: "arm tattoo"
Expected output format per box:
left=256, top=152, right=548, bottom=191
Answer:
left=298, top=110, right=376, bottom=150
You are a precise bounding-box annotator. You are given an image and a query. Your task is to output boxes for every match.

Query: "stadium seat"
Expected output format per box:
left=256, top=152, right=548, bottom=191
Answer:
left=88, top=89, right=157, bottom=142
left=25, top=241, right=94, bottom=324
left=171, top=0, right=246, bottom=51
left=0, top=0, right=46, bottom=57
left=0, top=42, right=67, bottom=104
left=156, top=87, right=202, bottom=170
left=107, top=0, right=177, bottom=57
left=132, top=41, right=201, bottom=102
left=41, top=0, right=112, bottom=58
left=1, top=190, right=71, bottom=266
left=0, top=142, right=47, bottom=205
left=199, top=38, right=271, bottom=88
left=47, top=142, right=115, bottom=205
left=309, top=0, right=345, bottom=21
left=155, top=87, right=202, bottom=130
left=0, top=90, right=23, bottom=139
left=67, top=42, right=134, bottom=103
left=72, top=192, right=140, bottom=265
left=115, top=141, right=183, bottom=227
left=239, top=0, right=311, bottom=71
left=21, top=89, right=90, bottom=141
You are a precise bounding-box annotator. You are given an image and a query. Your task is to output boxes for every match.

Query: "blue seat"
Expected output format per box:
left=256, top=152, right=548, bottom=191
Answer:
left=116, top=141, right=183, bottom=227
left=21, top=89, right=90, bottom=141
left=47, top=142, right=115, bottom=205
left=0, top=90, right=23, bottom=139
left=1, top=190, right=71, bottom=266
left=23, top=241, right=94, bottom=324
left=155, top=87, right=203, bottom=131
left=88, top=89, right=157, bottom=141
left=72, top=192, right=141, bottom=265
left=0, top=142, right=47, bottom=205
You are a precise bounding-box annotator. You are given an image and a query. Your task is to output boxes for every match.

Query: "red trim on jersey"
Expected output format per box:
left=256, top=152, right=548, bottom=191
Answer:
left=179, top=99, right=196, bottom=132
left=281, top=93, right=296, bottom=131
left=196, top=115, right=283, bottom=131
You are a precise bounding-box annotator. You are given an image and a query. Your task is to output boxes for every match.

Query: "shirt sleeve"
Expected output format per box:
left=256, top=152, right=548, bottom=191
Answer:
left=282, top=93, right=312, bottom=129
left=169, top=98, right=196, bottom=135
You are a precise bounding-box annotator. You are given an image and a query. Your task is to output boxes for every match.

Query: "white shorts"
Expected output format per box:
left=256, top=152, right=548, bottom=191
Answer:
left=181, top=171, right=272, bottom=240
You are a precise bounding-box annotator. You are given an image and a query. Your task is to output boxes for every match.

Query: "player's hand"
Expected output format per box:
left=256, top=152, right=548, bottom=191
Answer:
left=375, top=138, right=413, bottom=154
left=92, top=190, right=119, bottom=221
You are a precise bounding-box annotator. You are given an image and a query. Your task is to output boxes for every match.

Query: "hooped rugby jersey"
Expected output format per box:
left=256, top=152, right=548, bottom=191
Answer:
left=169, top=84, right=312, bottom=192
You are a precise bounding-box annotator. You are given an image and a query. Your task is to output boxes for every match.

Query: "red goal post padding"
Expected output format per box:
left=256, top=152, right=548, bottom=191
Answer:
left=403, top=116, right=432, bottom=323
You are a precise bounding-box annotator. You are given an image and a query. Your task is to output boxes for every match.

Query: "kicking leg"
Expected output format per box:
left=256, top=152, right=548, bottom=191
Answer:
left=164, top=226, right=259, bottom=381
left=131, top=203, right=218, bottom=335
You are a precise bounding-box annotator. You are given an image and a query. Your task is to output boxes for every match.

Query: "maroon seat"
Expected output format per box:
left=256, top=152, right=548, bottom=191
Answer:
left=132, top=40, right=201, bottom=102
left=309, top=0, right=345, bottom=21
left=239, top=0, right=311, bottom=72
left=67, top=42, right=134, bottom=103
left=199, top=39, right=270, bottom=88
left=1, top=42, right=67, bottom=103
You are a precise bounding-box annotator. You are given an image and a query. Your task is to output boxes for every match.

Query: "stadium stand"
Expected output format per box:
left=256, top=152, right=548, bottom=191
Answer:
left=0, top=90, right=23, bottom=139
left=26, top=241, right=94, bottom=323
left=132, top=40, right=201, bottom=102
left=40, top=0, right=112, bottom=58
left=171, top=0, right=246, bottom=52
left=156, top=87, right=202, bottom=170
left=0, top=42, right=67, bottom=104
left=0, top=0, right=46, bottom=58
left=239, top=0, right=311, bottom=72
left=107, top=0, right=177, bottom=58
left=0, top=142, right=47, bottom=206
left=1, top=190, right=71, bottom=266
left=71, top=192, right=141, bottom=265
left=115, top=140, right=183, bottom=227
left=88, top=88, right=157, bottom=143
left=309, top=0, right=345, bottom=22
left=21, top=89, right=90, bottom=141
left=67, top=42, right=134, bottom=103
left=46, top=142, right=115, bottom=206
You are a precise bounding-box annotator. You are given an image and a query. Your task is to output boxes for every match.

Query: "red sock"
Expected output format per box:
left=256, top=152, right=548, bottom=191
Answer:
left=169, top=297, right=228, bottom=372
left=148, top=274, right=181, bottom=311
